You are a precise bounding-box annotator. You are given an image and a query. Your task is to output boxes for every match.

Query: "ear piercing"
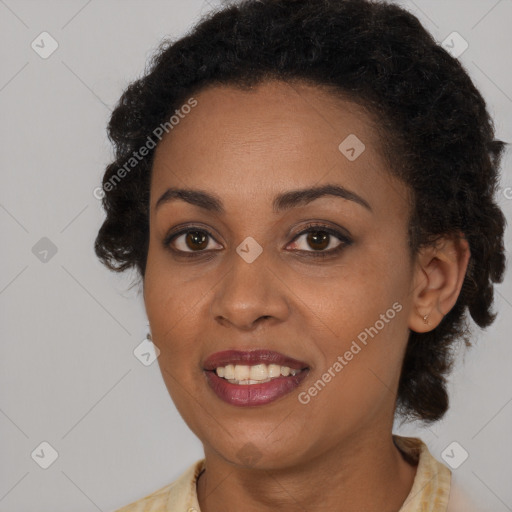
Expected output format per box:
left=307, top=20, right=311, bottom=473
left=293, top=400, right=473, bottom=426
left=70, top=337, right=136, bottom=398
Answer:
left=423, top=313, right=430, bottom=325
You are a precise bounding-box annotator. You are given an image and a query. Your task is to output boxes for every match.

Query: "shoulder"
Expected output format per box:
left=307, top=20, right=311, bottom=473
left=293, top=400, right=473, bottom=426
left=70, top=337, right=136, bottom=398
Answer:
left=393, top=435, right=483, bottom=512
left=109, top=459, right=205, bottom=512
left=394, top=435, right=451, bottom=511
left=112, top=482, right=174, bottom=512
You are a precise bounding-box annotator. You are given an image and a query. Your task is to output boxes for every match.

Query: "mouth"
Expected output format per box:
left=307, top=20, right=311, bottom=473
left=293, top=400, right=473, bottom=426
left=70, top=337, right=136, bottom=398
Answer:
left=203, top=349, right=310, bottom=406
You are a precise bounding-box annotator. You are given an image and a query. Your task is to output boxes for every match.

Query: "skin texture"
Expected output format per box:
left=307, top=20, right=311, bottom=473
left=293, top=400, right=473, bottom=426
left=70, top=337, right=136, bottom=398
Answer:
left=143, top=80, right=470, bottom=512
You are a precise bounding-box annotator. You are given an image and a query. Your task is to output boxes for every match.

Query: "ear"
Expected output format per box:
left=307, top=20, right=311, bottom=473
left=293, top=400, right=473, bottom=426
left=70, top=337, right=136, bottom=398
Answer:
left=408, top=233, right=471, bottom=333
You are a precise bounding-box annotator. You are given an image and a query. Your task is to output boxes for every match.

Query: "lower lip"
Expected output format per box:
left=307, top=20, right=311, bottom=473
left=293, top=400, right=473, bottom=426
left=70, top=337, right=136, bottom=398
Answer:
left=204, top=369, right=309, bottom=406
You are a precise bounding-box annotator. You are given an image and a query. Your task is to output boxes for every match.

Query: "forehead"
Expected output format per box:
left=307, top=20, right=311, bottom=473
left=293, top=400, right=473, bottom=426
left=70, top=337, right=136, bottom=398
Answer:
left=154, top=79, right=378, bottom=157
left=150, top=80, right=409, bottom=217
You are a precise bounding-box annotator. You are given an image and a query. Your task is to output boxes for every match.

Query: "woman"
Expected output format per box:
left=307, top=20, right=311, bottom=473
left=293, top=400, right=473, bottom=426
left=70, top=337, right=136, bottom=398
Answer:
left=95, top=0, right=507, bottom=510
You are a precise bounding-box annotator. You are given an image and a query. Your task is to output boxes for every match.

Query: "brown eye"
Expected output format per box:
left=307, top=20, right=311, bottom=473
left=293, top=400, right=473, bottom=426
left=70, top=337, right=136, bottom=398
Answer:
left=166, top=228, right=222, bottom=254
left=305, top=231, right=330, bottom=251
left=287, top=223, right=353, bottom=258
left=290, top=228, right=346, bottom=253
left=185, top=231, right=208, bottom=251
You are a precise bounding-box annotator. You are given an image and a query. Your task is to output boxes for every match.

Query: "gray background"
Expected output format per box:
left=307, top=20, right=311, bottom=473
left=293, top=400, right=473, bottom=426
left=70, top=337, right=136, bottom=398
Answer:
left=1, top=0, right=511, bottom=511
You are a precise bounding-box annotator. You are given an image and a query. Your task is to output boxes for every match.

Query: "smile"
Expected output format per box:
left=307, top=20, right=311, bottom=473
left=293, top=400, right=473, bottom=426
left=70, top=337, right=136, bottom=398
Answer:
left=203, top=349, right=310, bottom=406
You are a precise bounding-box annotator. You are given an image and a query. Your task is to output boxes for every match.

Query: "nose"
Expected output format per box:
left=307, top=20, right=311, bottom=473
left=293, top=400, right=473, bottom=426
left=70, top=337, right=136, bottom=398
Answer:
left=209, top=249, right=290, bottom=330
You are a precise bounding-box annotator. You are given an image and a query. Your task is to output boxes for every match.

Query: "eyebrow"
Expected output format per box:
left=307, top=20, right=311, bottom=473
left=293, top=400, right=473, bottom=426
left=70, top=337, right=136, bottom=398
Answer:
left=154, top=183, right=372, bottom=214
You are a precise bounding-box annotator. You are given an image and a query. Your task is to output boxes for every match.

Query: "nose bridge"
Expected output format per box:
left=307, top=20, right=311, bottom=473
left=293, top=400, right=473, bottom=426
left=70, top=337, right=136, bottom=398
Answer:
left=210, top=243, right=288, bottom=327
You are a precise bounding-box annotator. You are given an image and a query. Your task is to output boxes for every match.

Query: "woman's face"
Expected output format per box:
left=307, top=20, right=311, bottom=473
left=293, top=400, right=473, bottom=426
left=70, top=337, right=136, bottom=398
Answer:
left=144, top=80, right=417, bottom=468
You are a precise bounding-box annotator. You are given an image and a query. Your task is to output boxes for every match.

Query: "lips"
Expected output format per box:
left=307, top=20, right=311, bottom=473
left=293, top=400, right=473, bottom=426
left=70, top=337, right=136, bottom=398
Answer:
left=205, top=369, right=309, bottom=406
left=203, top=349, right=309, bottom=371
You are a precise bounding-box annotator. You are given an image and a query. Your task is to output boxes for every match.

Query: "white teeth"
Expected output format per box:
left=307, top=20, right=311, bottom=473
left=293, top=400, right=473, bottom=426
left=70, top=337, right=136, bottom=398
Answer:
left=214, top=363, right=301, bottom=384
left=234, top=365, right=250, bottom=381
left=268, top=364, right=281, bottom=378
left=236, top=378, right=271, bottom=385
left=224, top=364, right=235, bottom=380
left=250, top=364, right=267, bottom=380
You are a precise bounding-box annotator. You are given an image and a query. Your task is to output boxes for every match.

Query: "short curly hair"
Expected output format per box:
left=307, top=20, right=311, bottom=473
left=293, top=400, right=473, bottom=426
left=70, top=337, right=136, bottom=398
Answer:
left=94, top=0, right=507, bottom=423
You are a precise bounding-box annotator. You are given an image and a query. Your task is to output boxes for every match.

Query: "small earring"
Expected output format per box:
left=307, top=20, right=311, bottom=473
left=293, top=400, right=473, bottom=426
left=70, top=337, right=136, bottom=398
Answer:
left=423, top=314, right=430, bottom=325
left=147, top=332, right=152, bottom=341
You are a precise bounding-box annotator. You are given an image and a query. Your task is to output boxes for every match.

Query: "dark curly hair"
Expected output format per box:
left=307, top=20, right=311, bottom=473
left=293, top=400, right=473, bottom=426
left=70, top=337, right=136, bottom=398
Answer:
left=94, top=0, right=507, bottom=423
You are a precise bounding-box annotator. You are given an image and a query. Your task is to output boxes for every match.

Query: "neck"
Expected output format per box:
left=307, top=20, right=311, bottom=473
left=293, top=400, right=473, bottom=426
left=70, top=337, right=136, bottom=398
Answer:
left=196, top=431, right=417, bottom=512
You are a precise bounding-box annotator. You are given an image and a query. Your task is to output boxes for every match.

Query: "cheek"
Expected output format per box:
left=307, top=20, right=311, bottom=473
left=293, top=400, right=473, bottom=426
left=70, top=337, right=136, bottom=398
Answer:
left=144, top=239, right=206, bottom=329
left=292, top=249, right=410, bottom=418
left=145, top=269, right=208, bottom=428
left=300, top=311, right=408, bottom=441
left=288, top=246, right=407, bottom=338
left=144, top=254, right=205, bottom=376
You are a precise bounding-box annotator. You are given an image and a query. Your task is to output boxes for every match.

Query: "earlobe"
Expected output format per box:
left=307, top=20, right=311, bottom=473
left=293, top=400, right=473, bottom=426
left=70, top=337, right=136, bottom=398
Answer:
left=408, top=234, right=471, bottom=333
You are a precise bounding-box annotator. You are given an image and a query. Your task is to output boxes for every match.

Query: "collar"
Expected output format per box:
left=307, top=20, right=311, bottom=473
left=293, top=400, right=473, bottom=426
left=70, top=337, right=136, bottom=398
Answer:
left=165, top=435, right=451, bottom=512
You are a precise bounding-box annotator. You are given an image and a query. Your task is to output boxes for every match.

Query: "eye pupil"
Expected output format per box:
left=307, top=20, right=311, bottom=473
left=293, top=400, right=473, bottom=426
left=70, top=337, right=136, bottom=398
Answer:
left=186, top=231, right=208, bottom=250
left=307, top=231, right=329, bottom=250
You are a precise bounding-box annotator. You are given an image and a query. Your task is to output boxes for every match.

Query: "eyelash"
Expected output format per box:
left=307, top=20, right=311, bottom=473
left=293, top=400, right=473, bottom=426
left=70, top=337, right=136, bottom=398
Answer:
left=163, top=222, right=352, bottom=260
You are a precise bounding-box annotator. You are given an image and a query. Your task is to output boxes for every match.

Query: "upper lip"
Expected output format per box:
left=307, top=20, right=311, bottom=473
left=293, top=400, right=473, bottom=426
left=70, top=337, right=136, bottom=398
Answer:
left=203, top=349, right=309, bottom=371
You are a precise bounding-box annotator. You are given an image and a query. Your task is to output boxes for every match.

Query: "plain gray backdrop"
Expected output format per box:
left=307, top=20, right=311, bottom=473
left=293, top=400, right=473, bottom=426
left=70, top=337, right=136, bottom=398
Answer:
left=1, top=1, right=511, bottom=511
